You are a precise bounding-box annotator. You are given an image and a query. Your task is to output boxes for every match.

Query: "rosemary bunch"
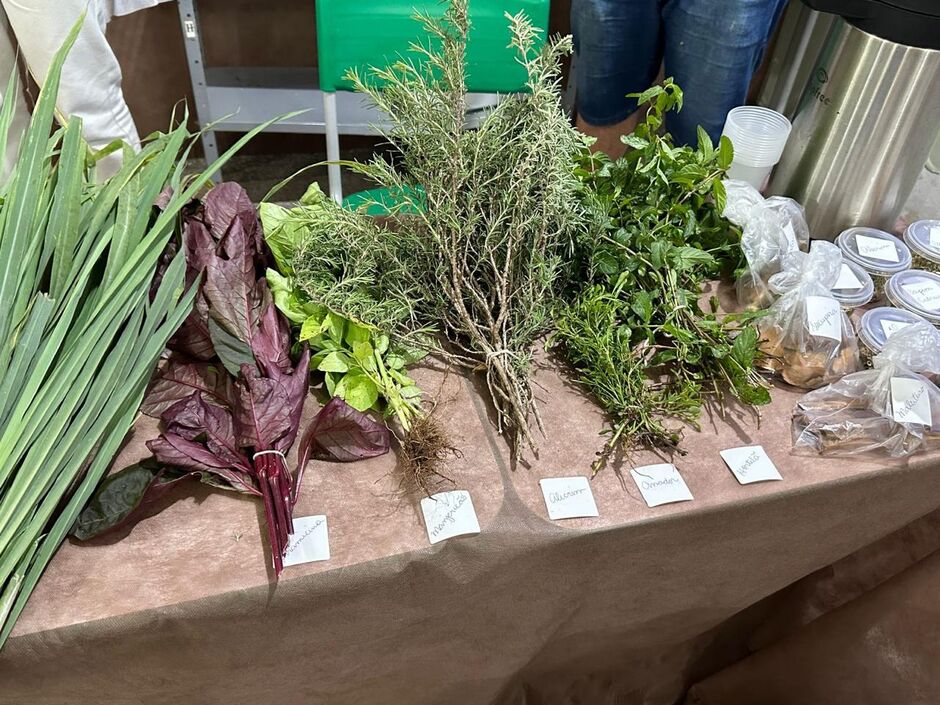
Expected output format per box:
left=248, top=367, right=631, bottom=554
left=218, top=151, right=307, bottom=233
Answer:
left=554, top=80, right=770, bottom=475
left=342, top=0, right=587, bottom=453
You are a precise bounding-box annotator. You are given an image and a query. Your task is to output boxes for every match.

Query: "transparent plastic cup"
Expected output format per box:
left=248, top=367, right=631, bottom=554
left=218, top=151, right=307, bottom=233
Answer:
left=721, top=106, right=792, bottom=190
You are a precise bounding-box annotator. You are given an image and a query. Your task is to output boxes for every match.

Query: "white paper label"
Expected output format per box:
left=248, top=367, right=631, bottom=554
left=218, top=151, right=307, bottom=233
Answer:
left=833, top=263, right=863, bottom=290
left=881, top=319, right=913, bottom=338
left=855, top=234, right=899, bottom=262
left=630, top=464, right=694, bottom=507
left=719, top=445, right=783, bottom=484
left=283, top=515, right=330, bottom=567
left=902, top=281, right=940, bottom=310
left=421, top=490, right=480, bottom=544
left=539, top=476, right=599, bottom=520
left=805, top=295, right=842, bottom=341
left=782, top=221, right=798, bottom=249
left=891, top=377, right=932, bottom=426
left=929, top=226, right=940, bottom=248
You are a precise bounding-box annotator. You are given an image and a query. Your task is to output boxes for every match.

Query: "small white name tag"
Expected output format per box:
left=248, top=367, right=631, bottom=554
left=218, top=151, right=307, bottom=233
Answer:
left=833, top=263, right=862, bottom=290
left=782, top=221, right=797, bottom=249
left=805, top=295, right=842, bottom=341
left=855, top=234, right=899, bottom=262
left=891, top=377, right=932, bottom=427
left=539, top=476, right=599, bottom=520
left=630, top=464, right=693, bottom=507
left=719, top=445, right=782, bottom=484
left=929, top=226, right=940, bottom=248
left=881, top=319, right=913, bottom=338
left=283, top=515, right=330, bottom=567
left=902, top=281, right=940, bottom=310
left=420, top=490, right=481, bottom=544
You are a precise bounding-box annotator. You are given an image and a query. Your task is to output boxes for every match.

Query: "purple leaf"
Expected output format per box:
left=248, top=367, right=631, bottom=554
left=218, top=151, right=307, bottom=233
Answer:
left=161, top=394, right=251, bottom=471
left=232, top=364, right=292, bottom=450
left=204, top=254, right=265, bottom=348
left=270, top=347, right=310, bottom=453
left=143, top=360, right=234, bottom=417
left=253, top=298, right=292, bottom=375
left=170, top=292, right=214, bottom=360
left=298, top=397, right=390, bottom=466
left=204, top=182, right=256, bottom=243
left=148, top=434, right=259, bottom=496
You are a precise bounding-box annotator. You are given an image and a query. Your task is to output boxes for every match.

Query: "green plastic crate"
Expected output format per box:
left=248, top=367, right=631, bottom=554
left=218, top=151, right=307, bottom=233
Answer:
left=316, top=0, right=550, bottom=93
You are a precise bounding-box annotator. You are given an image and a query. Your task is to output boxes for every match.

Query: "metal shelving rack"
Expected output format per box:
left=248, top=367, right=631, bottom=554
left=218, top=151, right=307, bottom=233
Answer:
left=175, top=0, right=386, bottom=171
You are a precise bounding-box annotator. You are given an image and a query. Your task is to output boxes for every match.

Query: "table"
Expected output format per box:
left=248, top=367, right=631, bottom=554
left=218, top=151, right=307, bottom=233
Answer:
left=2, top=348, right=939, bottom=705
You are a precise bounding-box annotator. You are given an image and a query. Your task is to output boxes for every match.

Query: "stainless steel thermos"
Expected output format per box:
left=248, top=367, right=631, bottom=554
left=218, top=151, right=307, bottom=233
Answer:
left=767, top=0, right=940, bottom=238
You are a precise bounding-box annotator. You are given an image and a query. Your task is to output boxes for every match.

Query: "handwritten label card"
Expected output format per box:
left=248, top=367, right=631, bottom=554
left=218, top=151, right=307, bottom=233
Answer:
left=902, top=281, right=940, bottom=310
left=539, top=476, right=599, bottom=520
left=881, top=319, right=913, bottom=338
left=833, top=263, right=863, bottom=290
left=891, top=377, right=932, bottom=427
left=782, top=221, right=798, bottom=249
left=930, top=226, right=940, bottom=248
left=421, top=490, right=480, bottom=545
left=805, top=295, right=842, bottom=341
left=855, top=234, right=899, bottom=262
left=630, top=464, right=693, bottom=508
left=719, top=445, right=782, bottom=484
left=283, top=515, right=330, bottom=567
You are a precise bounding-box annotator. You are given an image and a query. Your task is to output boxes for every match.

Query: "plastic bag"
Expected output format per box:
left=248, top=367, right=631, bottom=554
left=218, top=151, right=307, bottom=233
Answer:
left=722, top=179, right=810, bottom=310
left=793, top=321, right=940, bottom=456
left=758, top=242, right=860, bottom=389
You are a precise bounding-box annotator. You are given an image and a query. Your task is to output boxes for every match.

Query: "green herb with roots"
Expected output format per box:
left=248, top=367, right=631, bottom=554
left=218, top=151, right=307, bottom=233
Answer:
left=334, top=0, right=588, bottom=455
left=262, top=188, right=452, bottom=494
left=554, top=80, right=770, bottom=475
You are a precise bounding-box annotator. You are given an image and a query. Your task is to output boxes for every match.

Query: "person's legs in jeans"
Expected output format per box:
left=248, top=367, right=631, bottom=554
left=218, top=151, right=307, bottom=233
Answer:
left=662, top=0, right=787, bottom=145
left=572, top=0, right=661, bottom=157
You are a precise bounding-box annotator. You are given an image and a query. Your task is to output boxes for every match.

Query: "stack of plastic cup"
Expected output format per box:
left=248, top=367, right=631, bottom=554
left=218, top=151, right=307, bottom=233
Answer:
left=721, top=106, right=792, bottom=191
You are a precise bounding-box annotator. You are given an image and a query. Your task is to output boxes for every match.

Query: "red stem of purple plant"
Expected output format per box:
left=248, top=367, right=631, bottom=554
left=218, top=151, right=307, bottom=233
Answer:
left=256, top=459, right=284, bottom=576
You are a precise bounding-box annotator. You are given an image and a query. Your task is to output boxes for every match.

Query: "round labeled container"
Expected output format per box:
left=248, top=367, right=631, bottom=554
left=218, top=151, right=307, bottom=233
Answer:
left=885, top=269, right=940, bottom=325
left=836, top=227, right=912, bottom=300
left=857, top=306, right=930, bottom=366
left=830, top=260, right=874, bottom=310
left=902, top=219, right=940, bottom=273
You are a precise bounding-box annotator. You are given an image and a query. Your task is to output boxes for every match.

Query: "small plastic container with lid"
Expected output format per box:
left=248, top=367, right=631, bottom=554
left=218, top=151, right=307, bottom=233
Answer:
left=856, top=306, right=930, bottom=366
left=885, top=269, right=940, bottom=326
left=902, top=220, right=940, bottom=273
left=830, top=259, right=874, bottom=310
left=836, top=227, right=912, bottom=301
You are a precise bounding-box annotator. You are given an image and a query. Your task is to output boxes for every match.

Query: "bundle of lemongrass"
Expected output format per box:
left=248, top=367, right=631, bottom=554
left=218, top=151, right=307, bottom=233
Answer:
left=0, top=20, right=275, bottom=648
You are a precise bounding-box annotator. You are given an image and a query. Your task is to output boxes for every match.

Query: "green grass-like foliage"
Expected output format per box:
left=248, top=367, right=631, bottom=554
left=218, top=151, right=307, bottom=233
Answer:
left=0, top=19, right=278, bottom=647
left=554, top=80, right=770, bottom=475
left=320, top=0, right=588, bottom=453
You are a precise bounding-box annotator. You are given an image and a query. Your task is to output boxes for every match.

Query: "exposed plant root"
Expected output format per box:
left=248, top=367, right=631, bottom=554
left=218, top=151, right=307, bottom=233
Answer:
left=396, top=410, right=459, bottom=498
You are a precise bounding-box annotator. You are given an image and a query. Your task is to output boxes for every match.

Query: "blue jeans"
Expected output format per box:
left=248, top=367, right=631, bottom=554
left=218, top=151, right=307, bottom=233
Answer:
left=572, top=0, right=787, bottom=145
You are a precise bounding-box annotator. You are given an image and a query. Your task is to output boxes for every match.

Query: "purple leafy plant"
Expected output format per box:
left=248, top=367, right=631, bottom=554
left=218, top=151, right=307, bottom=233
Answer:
left=73, top=184, right=389, bottom=575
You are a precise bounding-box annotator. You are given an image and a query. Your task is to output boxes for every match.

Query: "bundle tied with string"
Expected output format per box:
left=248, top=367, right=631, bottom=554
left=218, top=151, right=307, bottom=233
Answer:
left=758, top=241, right=860, bottom=388
left=723, top=179, right=809, bottom=310
left=793, top=321, right=940, bottom=456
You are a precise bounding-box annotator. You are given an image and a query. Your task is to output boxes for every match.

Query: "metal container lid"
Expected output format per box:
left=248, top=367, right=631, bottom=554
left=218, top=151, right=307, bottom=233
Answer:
left=903, top=220, right=940, bottom=263
left=830, top=259, right=874, bottom=308
left=836, top=227, right=912, bottom=276
left=886, top=269, right=940, bottom=324
left=803, top=0, right=940, bottom=50
left=857, top=306, right=931, bottom=353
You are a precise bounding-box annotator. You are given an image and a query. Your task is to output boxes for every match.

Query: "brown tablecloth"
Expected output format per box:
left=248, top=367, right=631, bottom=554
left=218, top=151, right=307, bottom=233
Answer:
left=2, top=353, right=939, bottom=705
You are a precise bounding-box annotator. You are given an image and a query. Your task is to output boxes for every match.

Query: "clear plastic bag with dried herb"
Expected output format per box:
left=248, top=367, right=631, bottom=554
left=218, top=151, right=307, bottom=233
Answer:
left=793, top=321, right=940, bottom=456
left=722, top=179, right=808, bottom=310
left=758, top=241, right=860, bottom=388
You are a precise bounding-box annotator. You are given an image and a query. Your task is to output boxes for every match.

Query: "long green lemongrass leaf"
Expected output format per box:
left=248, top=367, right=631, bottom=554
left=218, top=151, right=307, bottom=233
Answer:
left=48, top=117, right=87, bottom=300
left=0, top=296, right=53, bottom=427
left=0, top=67, right=20, bottom=193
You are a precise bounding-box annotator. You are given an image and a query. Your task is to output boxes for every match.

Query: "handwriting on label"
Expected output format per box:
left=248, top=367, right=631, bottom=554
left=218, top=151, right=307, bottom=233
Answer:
left=782, top=221, right=797, bottom=249
left=630, top=463, right=693, bottom=507
left=902, top=281, right=940, bottom=309
left=881, top=319, right=913, bottom=338
left=283, top=515, right=330, bottom=567
left=420, top=490, right=481, bottom=544
left=891, top=377, right=932, bottom=427
left=855, top=234, right=899, bottom=262
left=805, top=295, right=842, bottom=341
left=539, top=476, right=599, bottom=520
left=719, top=445, right=782, bottom=484
left=833, top=263, right=863, bottom=290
